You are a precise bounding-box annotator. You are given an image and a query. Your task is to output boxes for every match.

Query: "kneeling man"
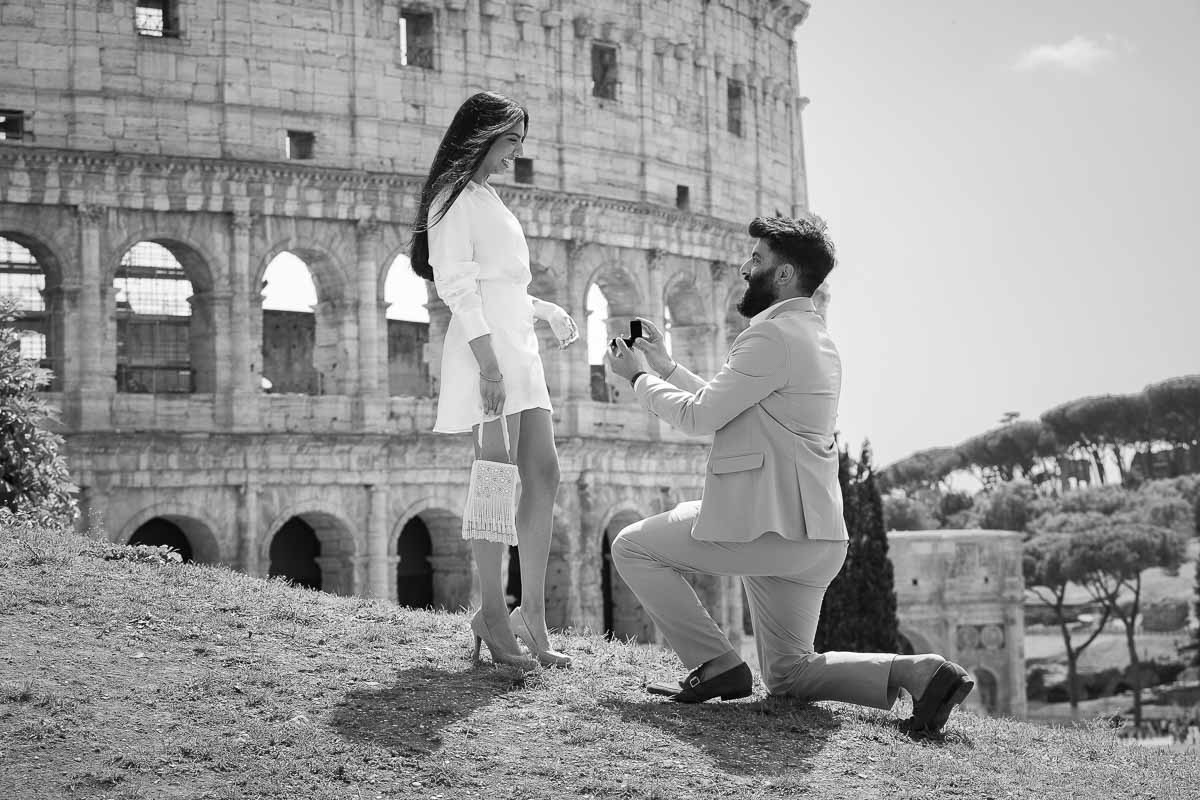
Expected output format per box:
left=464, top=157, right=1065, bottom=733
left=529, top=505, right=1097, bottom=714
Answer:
left=605, top=216, right=972, bottom=736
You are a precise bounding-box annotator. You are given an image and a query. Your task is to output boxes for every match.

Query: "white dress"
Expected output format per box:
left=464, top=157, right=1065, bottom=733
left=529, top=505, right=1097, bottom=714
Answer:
left=428, top=181, right=552, bottom=434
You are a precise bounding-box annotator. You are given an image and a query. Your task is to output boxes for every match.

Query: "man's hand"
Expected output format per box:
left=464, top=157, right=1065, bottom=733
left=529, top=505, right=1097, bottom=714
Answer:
left=630, top=318, right=675, bottom=377
left=605, top=337, right=645, bottom=383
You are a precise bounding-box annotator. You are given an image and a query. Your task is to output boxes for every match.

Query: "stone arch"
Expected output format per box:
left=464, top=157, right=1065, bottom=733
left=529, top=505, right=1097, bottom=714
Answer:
left=110, top=237, right=216, bottom=394
left=115, top=502, right=222, bottom=565
left=663, top=271, right=707, bottom=325
left=0, top=231, right=68, bottom=389
left=897, top=625, right=939, bottom=657
left=584, top=263, right=645, bottom=404
left=255, top=239, right=350, bottom=304
left=663, top=270, right=712, bottom=370
left=257, top=241, right=354, bottom=395
left=262, top=504, right=359, bottom=595
left=381, top=252, right=432, bottom=397
left=0, top=223, right=69, bottom=287
left=973, top=665, right=1000, bottom=716
left=391, top=499, right=473, bottom=612
left=598, top=504, right=655, bottom=643
left=583, top=262, right=644, bottom=317
left=107, top=232, right=217, bottom=294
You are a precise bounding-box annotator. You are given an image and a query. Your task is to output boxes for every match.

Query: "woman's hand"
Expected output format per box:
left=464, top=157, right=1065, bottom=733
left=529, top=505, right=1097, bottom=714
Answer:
left=479, top=371, right=506, bottom=418
left=532, top=298, right=579, bottom=349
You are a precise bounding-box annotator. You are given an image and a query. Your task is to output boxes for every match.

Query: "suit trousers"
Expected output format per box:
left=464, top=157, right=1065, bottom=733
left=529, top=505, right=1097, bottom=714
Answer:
left=612, top=500, right=896, bottom=709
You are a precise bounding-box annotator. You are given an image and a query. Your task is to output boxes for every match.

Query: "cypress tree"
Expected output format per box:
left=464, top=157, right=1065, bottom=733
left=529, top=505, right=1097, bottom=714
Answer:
left=814, top=442, right=901, bottom=652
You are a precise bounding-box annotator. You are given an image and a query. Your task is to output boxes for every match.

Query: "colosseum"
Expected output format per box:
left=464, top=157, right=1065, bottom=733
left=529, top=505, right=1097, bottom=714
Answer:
left=1, top=0, right=1024, bottom=714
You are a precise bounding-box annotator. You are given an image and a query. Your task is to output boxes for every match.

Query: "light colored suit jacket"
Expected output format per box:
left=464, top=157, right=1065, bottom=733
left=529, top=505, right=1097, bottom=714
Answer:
left=632, top=296, right=847, bottom=543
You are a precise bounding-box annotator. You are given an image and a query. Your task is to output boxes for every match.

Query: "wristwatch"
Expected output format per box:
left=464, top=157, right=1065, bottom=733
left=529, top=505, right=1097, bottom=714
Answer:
left=629, top=371, right=646, bottom=388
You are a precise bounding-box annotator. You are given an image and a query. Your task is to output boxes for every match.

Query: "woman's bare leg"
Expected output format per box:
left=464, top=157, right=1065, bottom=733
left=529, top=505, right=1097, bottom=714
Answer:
left=472, top=414, right=523, bottom=639
left=513, top=408, right=560, bottom=640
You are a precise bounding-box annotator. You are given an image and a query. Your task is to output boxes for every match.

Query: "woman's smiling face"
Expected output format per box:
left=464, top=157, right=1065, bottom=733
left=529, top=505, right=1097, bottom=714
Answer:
left=480, top=119, right=526, bottom=177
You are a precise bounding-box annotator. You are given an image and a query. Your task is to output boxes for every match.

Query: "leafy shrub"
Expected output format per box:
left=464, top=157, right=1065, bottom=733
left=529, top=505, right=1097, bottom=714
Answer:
left=0, top=298, right=76, bottom=524
left=100, top=542, right=184, bottom=565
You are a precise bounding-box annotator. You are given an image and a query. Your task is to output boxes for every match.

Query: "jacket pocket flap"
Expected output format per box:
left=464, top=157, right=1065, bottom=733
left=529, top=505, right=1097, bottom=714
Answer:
left=710, top=452, right=765, bottom=474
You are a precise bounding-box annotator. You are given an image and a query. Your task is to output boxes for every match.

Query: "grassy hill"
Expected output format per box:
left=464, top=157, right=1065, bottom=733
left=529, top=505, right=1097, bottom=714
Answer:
left=2, top=521, right=1198, bottom=800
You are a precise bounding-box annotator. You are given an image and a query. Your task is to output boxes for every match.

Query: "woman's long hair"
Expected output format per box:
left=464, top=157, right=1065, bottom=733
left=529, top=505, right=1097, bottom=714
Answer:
left=409, top=92, right=529, bottom=280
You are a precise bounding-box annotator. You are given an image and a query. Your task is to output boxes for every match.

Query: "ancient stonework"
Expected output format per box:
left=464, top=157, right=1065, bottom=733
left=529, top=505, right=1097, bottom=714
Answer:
left=889, top=530, right=1027, bottom=718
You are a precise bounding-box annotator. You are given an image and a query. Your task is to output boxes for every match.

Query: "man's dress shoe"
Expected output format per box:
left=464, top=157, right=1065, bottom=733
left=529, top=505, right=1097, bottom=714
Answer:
left=647, top=663, right=753, bottom=703
left=902, top=660, right=974, bottom=736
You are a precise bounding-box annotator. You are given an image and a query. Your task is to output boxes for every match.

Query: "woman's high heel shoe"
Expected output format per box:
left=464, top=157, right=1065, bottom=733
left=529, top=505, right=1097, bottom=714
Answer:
left=470, top=611, right=539, bottom=671
left=510, top=608, right=572, bottom=669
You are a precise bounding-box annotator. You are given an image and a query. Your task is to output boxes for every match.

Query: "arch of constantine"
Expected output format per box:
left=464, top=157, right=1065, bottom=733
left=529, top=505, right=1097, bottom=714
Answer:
left=2, top=0, right=1023, bottom=714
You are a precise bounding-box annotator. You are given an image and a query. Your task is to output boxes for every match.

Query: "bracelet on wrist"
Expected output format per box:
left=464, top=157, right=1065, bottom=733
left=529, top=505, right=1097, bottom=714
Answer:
left=480, top=372, right=503, bottom=383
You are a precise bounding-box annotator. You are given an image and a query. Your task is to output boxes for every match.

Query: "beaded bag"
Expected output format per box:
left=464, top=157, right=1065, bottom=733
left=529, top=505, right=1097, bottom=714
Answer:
left=461, top=417, right=519, bottom=545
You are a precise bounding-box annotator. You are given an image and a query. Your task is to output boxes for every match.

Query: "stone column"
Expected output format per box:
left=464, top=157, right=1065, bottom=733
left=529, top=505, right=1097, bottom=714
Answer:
left=564, top=239, right=591, bottom=401
left=188, top=291, right=225, bottom=394
left=41, top=285, right=80, bottom=397
left=424, top=295, right=449, bottom=397
left=225, top=211, right=258, bottom=428
left=237, top=481, right=262, bottom=577
left=355, top=219, right=385, bottom=428
left=74, top=204, right=109, bottom=429
left=646, top=248, right=666, bottom=331
left=669, top=323, right=716, bottom=378
left=792, top=95, right=811, bottom=215
left=709, top=261, right=728, bottom=368
left=365, top=484, right=391, bottom=601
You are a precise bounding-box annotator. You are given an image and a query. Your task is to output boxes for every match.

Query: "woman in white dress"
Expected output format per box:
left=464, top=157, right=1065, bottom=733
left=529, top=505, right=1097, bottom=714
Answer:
left=411, top=92, right=579, bottom=670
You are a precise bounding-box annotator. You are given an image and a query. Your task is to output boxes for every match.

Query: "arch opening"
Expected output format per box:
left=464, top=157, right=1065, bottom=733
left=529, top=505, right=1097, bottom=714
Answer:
left=395, top=516, right=433, bottom=609
left=114, top=241, right=211, bottom=394
left=601, top=511, right=654, bottom=643
left=383, top=254, right=432, bottom=397
left=124, top=514, right=220, bottom=564
left=976, top=667, right=999, bottom=716
left=261, top=252, right=322, bottom=394
left=586, top=284, right=615, bottom=402
left=395, top=508, right=472, bottom=612
left=266, top=510, right=356, bottom=594
left=128, top=518, right=193, bottom=562
left=269, top=517, right=323, bottom=590
left=0, top=235, right=62, bottom=390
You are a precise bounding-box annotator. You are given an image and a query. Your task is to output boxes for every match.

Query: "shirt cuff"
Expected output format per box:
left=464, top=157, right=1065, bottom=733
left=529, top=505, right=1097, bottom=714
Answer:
left=457, top=308, right=491, bottom=340
left=629, top=371, right=647, bottom=388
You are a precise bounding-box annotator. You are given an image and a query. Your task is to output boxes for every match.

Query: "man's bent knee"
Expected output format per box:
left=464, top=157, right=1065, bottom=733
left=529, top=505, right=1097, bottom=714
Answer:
left=609, top=521, right=647, bottom=575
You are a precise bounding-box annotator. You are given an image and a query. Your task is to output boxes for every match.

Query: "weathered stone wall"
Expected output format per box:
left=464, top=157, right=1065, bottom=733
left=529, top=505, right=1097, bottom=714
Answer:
left=889, top=530, right=1028, bottom=718
left=3, top=0, right=810, bottom=218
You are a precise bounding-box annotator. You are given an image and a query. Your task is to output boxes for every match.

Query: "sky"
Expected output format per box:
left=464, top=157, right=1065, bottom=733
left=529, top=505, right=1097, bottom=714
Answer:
left=792, top=0, right=1200, bottom=467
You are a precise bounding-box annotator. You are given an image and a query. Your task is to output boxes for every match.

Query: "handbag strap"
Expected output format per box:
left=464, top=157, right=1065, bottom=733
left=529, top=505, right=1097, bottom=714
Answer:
left=476, top=415, right=513, bottom=461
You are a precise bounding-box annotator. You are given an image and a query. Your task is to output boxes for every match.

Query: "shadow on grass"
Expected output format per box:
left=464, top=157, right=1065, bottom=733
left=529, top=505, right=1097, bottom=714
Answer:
left=602, top=696, right=841, bottom=776
left=328, top=666, right=524, bottom=756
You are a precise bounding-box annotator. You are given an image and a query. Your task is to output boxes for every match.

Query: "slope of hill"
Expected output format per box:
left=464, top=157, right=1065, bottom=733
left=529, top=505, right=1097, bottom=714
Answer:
left=2, top=522, right=1197, bottom=800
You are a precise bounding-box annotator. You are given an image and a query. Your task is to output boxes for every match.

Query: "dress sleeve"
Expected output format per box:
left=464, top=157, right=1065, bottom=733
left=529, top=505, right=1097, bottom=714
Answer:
left=429, top=191, right=490, bottom=340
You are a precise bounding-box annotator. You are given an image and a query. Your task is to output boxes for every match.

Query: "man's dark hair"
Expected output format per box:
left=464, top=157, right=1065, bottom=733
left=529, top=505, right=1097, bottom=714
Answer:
left=747, top=215, right=836, bottom=295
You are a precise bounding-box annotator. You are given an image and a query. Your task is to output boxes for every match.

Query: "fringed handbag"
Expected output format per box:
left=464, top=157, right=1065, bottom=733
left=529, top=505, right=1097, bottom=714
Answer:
left=461, top=417, right=519, bottom=545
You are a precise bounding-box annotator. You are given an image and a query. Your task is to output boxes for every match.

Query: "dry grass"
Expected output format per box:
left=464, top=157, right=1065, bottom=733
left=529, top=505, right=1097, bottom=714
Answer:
left=2, top=521, right=1198, bottom=800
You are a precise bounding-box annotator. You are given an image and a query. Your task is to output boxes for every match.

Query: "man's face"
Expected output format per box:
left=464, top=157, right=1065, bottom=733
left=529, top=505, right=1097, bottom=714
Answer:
left=736, top=239, right=780, bottom=318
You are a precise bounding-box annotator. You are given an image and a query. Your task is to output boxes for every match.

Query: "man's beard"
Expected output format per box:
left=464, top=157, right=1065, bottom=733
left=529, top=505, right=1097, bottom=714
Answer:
left=736, top=271, right=778, bottom=318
